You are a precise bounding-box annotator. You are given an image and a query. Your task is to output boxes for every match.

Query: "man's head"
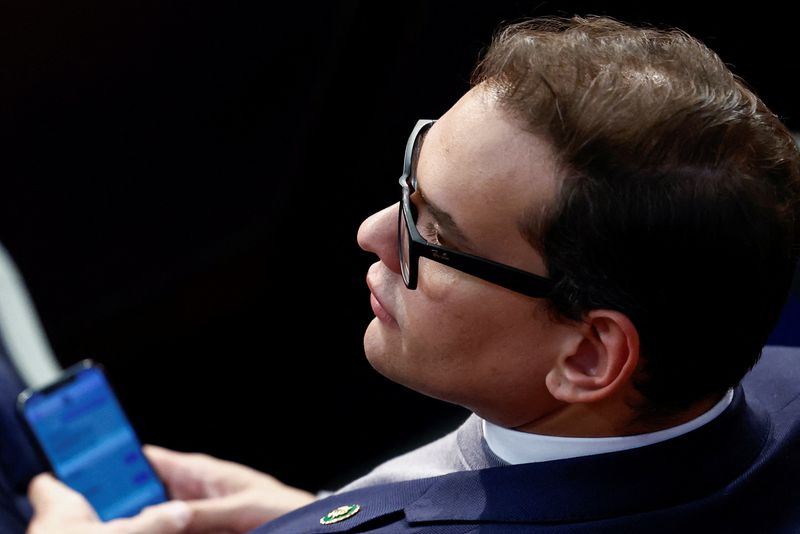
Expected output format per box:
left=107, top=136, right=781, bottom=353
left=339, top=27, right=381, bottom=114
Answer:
left=358, top=16, right=800, bottom=432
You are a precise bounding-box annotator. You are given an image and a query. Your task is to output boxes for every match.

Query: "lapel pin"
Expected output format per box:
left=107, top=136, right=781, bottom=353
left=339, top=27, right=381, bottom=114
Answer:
left=320, top=504, right=361, bottom=525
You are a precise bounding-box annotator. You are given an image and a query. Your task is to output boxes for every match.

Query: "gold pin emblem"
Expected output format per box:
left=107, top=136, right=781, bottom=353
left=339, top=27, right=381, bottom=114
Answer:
left=320, top=504, right=361, bottom=525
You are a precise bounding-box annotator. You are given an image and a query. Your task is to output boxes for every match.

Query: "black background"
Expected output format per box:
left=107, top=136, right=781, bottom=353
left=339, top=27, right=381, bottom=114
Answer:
left=1, top=1, right=798, bottom=492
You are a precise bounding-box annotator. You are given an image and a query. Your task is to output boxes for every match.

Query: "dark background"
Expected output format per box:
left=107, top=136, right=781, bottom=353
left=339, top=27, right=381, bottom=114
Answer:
left=1, top=1, right=798, bottom=492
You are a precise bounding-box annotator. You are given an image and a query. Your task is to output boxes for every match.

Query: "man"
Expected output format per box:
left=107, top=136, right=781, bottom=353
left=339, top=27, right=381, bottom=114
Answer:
left=25, top=15, right=800, bottom=533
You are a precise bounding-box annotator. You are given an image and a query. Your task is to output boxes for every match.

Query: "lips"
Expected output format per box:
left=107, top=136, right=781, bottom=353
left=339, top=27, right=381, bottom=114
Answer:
left=370, top=292, right=396, bottom=323
left=366, top=266, right=398, bottom=326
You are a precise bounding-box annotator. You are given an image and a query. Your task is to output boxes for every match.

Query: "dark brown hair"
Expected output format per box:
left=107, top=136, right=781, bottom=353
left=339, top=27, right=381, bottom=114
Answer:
left=473, top=16, right=800, bottom=417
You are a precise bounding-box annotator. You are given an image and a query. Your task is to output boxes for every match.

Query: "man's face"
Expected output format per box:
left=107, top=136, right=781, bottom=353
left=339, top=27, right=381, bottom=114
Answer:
left=357, top=87, right=573, bottom=427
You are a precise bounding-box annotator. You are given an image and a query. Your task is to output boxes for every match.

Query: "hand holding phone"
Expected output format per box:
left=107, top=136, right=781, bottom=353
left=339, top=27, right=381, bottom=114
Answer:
left=17, top=359, right=168, bottom=521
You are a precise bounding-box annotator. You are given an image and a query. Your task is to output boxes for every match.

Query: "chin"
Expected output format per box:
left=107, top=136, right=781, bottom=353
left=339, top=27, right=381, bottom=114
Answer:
left=363, top=348, right=399, bottom=385
left=362, top=329, right=409, bottom=383
left=362, top=323, right=466, bottom=406
left=363, top=321, right=395, bottom=373
left=365, top=354, right=457, bottom=407
left=364, top=310, right=404, bottom=346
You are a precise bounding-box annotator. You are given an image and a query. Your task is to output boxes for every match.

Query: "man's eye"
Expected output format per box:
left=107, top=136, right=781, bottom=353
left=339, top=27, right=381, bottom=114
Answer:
left=422, top=221, right=444, bottom=246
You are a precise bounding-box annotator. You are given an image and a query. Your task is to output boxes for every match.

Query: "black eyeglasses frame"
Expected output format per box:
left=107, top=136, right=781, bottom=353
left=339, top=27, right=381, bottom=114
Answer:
left=398, top=119, right=555, bottom=298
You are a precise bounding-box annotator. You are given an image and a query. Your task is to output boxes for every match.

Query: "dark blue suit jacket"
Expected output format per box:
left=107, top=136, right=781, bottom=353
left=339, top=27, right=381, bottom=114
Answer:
left=253, top=345, right=800, bottom=533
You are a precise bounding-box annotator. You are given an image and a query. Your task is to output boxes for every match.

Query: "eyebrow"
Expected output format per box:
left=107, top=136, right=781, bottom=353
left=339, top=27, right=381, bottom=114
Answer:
left=417, top=186, right=477, bottom=251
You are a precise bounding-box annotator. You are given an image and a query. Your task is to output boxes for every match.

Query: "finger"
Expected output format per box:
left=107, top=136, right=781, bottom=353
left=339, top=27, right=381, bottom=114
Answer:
left=28, top=473, right=98, bottom=521
left=144, top=445, right=258, bottom=498
left=143, top=444, right=182, bottom=463
left=106, top=500, right=192, bottom=534
left=143, top=444, right=188, bottom=476
left=144, top=445, right=210, bottom=500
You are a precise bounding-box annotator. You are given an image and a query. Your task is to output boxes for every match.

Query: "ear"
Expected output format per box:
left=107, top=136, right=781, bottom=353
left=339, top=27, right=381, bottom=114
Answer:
left=545, top=310, right=640, bottom=404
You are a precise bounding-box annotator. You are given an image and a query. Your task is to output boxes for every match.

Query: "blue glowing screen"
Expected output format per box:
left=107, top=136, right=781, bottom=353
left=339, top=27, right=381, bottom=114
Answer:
left=22, top=365, right=167, bottom=521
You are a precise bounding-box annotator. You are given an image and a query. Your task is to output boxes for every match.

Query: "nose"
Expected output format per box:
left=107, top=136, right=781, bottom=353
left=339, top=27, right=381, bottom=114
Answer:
left=357, top=202, right=402, bottom=275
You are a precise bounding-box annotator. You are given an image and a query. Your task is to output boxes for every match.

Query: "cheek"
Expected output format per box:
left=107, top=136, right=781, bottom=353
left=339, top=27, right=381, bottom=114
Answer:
left=396, top=263, right=478, bottom=358
left=405, top=261, right=524, bottom=357
left=417, top=259, right=463, bottom=304
left=408, top=261, right=561, bottom=366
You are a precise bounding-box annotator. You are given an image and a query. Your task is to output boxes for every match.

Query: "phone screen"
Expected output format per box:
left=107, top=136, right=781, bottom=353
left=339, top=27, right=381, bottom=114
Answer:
left=19, top=362, right=168, bottom=521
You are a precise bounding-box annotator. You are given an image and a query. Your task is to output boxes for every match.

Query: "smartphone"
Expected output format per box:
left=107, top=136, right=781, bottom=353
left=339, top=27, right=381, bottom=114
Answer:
left=17, top=359, right=168, bottom=521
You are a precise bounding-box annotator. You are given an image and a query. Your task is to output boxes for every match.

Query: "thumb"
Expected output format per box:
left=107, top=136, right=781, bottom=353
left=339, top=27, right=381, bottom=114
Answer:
left=28, top=473, right=98, bottom=522
left=106, top=500, right=192, bottom=534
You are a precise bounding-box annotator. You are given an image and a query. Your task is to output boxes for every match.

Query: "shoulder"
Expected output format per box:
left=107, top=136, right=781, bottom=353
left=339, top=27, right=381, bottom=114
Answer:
left=334, top=414, right=478, bottom=493
left=742, top=345, right=800, bottom=412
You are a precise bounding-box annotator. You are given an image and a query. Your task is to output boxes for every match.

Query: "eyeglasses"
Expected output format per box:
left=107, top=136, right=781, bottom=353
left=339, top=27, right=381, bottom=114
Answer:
left=398, top=119, right=555, bottom=298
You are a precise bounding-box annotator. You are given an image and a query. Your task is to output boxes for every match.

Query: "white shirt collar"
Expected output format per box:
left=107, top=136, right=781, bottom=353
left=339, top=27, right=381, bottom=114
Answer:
left=482, top=388, right=734, bottom=464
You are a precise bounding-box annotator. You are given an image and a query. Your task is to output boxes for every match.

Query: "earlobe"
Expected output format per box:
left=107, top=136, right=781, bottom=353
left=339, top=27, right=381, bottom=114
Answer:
left=546, top=311, right=640, bottom=404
